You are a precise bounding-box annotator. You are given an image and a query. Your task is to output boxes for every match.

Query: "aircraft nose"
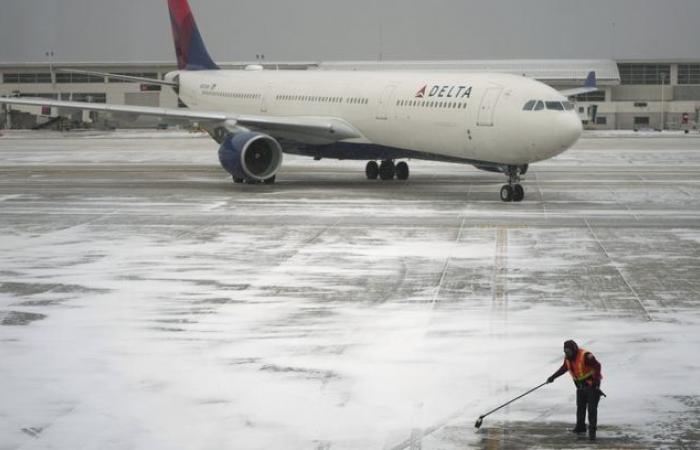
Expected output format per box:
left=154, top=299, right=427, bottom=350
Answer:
left=561, top=113, right=583, bottom=148
left=529, top=112, right=583, bottom=162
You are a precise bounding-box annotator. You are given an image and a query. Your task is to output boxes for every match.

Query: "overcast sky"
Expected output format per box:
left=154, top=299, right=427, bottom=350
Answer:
left=1, top=0, right=699, bottom=63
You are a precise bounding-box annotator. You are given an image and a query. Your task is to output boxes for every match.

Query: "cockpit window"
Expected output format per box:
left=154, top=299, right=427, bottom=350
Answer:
left=546, top=101, right=565, bottom=111
left=562, top=101, right=575, bottom=111
left=534, top=101, right=545, bottom=111
left=523, top=100, right=536, bottom=111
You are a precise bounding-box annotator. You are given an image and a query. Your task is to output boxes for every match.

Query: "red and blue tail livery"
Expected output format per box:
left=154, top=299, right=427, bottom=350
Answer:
left=167, top=0, right=219, bottom=71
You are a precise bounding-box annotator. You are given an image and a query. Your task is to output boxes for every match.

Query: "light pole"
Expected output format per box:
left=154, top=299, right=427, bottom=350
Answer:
left=45, top=51, right=55, bottom=88
left=660, top=72, right=666, bottom=131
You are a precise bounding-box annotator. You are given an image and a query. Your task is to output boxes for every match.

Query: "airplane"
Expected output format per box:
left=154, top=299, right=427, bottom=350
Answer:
left=0, top=0, right=599, bottom=202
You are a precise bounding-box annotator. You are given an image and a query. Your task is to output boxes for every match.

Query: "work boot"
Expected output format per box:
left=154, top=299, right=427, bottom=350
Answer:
left=570, top=425, right=587, bottom=434
left=589, top=429, right=596, bottom=441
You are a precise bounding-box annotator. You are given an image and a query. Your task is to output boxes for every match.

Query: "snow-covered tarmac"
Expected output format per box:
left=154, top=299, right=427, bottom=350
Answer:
left=1, top=131, right=699, bottom=449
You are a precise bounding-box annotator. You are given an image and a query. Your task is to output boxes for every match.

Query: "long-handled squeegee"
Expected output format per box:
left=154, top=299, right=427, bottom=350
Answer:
left=474, top=382, right=549, bottom=429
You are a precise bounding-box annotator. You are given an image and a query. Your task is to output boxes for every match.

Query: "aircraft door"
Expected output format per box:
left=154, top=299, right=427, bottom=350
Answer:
left=477, top=87, right=503, bottom=127
left=375, top=85, right=396, bottom=120
left=260, top=83, right=273, bottom=113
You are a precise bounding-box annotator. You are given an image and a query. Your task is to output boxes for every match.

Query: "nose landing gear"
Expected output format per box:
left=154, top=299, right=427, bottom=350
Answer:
left=500, top=165, right=525, bottom=202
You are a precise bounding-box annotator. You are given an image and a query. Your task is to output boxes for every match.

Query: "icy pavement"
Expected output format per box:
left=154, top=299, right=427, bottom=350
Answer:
left=1, top=131, right=699, bottom=449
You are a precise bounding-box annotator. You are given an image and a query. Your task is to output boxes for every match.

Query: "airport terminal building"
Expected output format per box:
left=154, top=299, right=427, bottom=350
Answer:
left=1, top=59, right=699, bottom=131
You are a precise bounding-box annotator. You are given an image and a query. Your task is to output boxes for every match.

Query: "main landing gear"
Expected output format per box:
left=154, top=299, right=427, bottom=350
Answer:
left=366, top=160, right=410, bottom=181
left=500, top=165, right=525, bottom=202
left=233, top=175, right=276, bottom=185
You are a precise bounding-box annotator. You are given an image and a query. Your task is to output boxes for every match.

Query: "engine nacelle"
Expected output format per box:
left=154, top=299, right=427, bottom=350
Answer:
left=218, top=132, right=283, bottom=181
left=473, top=164, right=504, bottom=174
left=474, top=164, right=528, bottom=175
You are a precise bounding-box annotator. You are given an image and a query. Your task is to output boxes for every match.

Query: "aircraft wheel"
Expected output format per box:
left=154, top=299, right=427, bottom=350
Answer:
left=396, top=162, right=410, bottom=180
left=263, top=175, right=276, bottom=185
left=513, top=184, right=525, bottom=202
left=365, top=161, right=379, bottom=180
left=379, top=160, right=395, bottom=180
left=233, top=177, right=244, bottom=184
left=245, top=178, right=259, bottom=185
left=500, top=185, right=514, bottom=202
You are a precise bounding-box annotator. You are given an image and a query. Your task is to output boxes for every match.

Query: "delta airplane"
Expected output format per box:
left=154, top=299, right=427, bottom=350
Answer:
left=0, top=0, right=598, bottom=202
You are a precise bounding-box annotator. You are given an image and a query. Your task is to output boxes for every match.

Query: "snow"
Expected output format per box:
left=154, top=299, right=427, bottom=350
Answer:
left=1, top=131, right=699, bottom=449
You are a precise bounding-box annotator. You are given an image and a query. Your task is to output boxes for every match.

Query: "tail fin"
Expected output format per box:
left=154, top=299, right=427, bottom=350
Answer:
left=584, top=71, right=597, bottom=89
left=167, top=0, right=219, bottom=71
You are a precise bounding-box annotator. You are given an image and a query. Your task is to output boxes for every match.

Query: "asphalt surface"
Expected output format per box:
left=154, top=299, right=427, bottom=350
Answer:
left=1, top=131, right=699, bottom=449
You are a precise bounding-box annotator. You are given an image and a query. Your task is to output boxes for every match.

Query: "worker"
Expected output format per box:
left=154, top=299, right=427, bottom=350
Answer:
left=546, top=340, right=603, bottom=441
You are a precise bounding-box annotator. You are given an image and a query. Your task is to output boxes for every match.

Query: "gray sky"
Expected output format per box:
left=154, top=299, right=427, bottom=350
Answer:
left=1, top=0, right=699, bottom=63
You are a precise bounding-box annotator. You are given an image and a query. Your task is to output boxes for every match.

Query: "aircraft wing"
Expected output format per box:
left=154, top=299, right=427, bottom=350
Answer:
left=0, top=96, right=362, bottom=141
left=559, top=71, right=600, bottom=97
left=56, top=69, right=178, bottom=86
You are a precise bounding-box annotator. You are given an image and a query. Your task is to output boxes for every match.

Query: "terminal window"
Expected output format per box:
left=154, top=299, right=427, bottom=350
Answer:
left=678, top=65, right=700, bottom=85
left=619, top=64, right=671, bottom=85
left=71, top=93, right=107, bottom=103
left=56, top=73, right=105, bottom=83
left=3, top=73, right=52, bottom=84
left=17, top=93, right=59, bottom=99
left=634, top=117, right=650, bottom=127
left=571, top=91, right=605, bottom=102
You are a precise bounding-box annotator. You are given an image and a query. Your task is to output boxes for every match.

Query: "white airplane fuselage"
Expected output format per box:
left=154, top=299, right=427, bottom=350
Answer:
left=177, top=70, right=583, bottom=166
left=0, top=0, right=593, bottom=201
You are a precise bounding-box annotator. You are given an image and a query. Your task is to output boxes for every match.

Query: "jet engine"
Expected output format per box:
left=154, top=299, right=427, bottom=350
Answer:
left=218, top=132, right=283, bottom=182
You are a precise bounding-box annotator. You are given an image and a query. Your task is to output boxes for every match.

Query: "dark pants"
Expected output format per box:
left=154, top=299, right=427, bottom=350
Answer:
left=576, top=387, right=601, bottom=432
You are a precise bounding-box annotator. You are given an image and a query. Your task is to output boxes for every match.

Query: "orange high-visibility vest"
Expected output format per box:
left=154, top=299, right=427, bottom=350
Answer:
left=565, top=348, right=595, bottom=386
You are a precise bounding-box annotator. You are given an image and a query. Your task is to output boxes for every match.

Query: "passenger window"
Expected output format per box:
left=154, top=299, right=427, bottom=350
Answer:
left=523, top=100, right=536, bottom=111
left=546, top=101, right=565, bottom=111
left=534, top=101, right=545, bottom=111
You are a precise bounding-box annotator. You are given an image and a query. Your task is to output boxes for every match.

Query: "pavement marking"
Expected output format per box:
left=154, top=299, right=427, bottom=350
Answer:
left=396, top=225, right=512, bottom=450
left=376, top=257, right=408, bottom=304
left=607, top=182, right=640, bottom=222
left=491, top=227, right=509, bottom=318
left=677, top=187, right=694, bottom=198
left=409, top=428, right=423, bottom=450
left=583, top=218, right=653, bottom=321
left=172, top=216, right=228, bottom=240
left=431, top=218, right=465, bottom=306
